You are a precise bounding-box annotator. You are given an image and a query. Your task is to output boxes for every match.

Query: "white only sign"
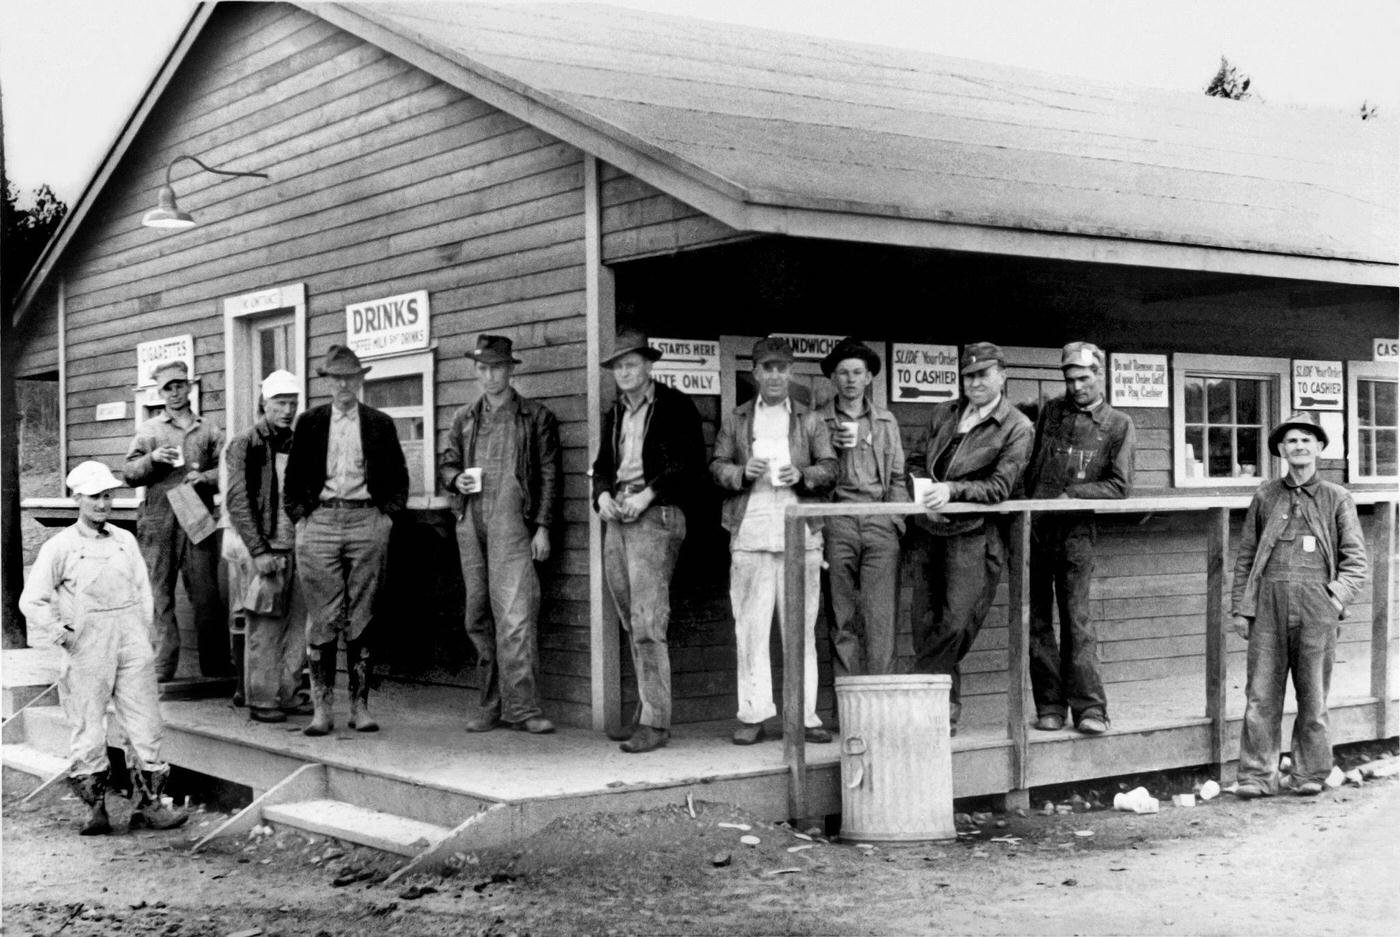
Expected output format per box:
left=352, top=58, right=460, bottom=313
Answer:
left=654, top=369, right=720, bottom=395
left=345, top=290, right=430, bottom=358
left=136, top=334, right=195, bottom=387
left=1292, top=360, right=1344, bottom=411
left=890, top=343, right=959, bottom=404
left=1109, top=353, right=1169, bottom=408
left=649, top=337, right=720, bottom=395
left=1374, top=338, right=1399, bottom=363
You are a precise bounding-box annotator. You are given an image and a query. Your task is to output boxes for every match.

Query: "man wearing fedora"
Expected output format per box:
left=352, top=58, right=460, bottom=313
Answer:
left=711, top=336, right=839, bottom=746
left=123, top=359, right=230, bottom=682
left=1023, top=342, right=1135, bottom=736
left=907, top=341, right=1033, bottom=734
left=440, top=334, right=562, bottom=735
left=1230, top=412, right=1367, bottom=799
left=591, top=328, right=707, bottom=753
left=817, top=337, right=908, bottom=678
left=284, top=344, right=409, bottom=736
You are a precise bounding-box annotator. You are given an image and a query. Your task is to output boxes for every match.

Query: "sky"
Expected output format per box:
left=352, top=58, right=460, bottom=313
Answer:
left=1, top=0, right=1397, bottom=207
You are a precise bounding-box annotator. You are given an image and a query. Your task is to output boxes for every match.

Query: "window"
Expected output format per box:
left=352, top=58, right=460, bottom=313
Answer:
left=1348, top=360, right=1399, bottom=483
left=1001, top=346, right=1066, bottom=425
left=222, top=284, right=307, bottom=436
left=358, top=348, right=438, bottom=507
left=1172, top=354, right=1289, bottom=487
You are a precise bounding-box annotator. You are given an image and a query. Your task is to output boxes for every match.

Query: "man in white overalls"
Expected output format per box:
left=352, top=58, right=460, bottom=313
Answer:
left=19, top=462, right=188, bottom=835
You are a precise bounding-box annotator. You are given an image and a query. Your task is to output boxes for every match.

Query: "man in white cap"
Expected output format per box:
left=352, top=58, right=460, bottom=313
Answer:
left=223, top=370, right=309, bottom=723
left=123, top=359, right=229, bottom=682
left=20, top=461, right=188, bottom=835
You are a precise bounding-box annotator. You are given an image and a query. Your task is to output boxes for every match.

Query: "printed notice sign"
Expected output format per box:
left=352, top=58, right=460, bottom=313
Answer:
left=890, top=343, right=959, bottom=403
left=1374, top=338, right=1399, bottom=363
left=649, top=337, right=719, bottom=396
left=1292, top=360, right=1344, bottom=411
left=136, top=335, right=195, bottom=387
left=1109, top=353, right=1168, bottom=408
left=346, top=290, right=429, bottom=358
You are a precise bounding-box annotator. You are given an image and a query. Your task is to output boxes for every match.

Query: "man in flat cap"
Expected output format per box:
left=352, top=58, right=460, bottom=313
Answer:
left=711, top=336, right=839, bottom=745
left=223, top=369, right=310, bottom=724
left=284, top=345, right=409, bottom=736
left=21, top=462, right=188, bottom=835
left=907, top=341, right=1033, bottom=734
left=592, top=328, right=707, bottom=753
left=817, top=337, right=907, bottom=678
left=1023, top=342, right=1135, bottom=736
left=1230, top=412, right=1367, bottom=798
left=123, top=359, right=229, bottom=682
left=440, top=334, right=562, bottom=735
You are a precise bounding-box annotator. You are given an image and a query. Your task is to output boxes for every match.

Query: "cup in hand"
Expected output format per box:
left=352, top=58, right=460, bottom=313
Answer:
left=769, top=460, right=790, bottom=487
left=462, top=467, right=483, bottom=493
left=839, top=421, right=859, bottom=448
left=170, top=448, right=185, bottom=468
left=912, top=477, right=935, bottom=506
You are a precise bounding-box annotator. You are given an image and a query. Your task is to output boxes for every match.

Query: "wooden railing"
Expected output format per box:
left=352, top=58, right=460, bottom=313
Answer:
left=780, top=492, right=1398, bottom=822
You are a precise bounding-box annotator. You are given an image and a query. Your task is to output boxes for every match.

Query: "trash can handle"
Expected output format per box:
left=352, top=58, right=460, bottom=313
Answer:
left=843, top=736, right=867, bottom=790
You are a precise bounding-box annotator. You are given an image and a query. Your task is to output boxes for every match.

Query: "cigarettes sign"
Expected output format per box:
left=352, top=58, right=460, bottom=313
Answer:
left=891, top=343, right=959, bottom=403
left=345, top=290, right=430, bottom=358
left=136, top=335, right=195, bottom=387
left=1292, top=360, right=1344, bottom=411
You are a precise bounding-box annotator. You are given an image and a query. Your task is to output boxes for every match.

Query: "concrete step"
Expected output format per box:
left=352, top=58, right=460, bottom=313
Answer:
left=1, top=742, right=69, bottom=780
left=13, top=705, right=72, bottom=757
left=263, top=798, right=452, bottom=857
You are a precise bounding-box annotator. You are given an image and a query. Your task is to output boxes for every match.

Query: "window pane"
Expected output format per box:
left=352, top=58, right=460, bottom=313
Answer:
left=1206, top=378, right=1231, bottom=424
left=1235, top=379, right=1261, bottom=426
left=259, top=328, right=277, bottom=379
left=1372, top=380, right=1397, bottom=426
left=1361, top=429, right=1376, bottom=475
left=1207, top=426, right=1234, bottom=477
left=1358, top=381, right=1374, bottom=424
left=1236, top=428, right=1261, bottom=476
left=1185, top=426, right=1205, bottom=477
left=1378, top=429, right=1398, bottom=477
left=1184, top=377, right=1204, bottom=424
left=389, top=415, right=424, bottom=442
left=363, top=375, right=422, bottom=409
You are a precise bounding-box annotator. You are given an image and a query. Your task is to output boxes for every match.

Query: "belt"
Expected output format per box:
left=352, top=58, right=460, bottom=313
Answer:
left=319, top=498, right=374, bottom=509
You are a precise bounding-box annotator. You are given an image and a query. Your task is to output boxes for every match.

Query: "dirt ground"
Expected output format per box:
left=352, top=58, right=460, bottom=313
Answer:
left=4, top=744, right=1397, bottom=937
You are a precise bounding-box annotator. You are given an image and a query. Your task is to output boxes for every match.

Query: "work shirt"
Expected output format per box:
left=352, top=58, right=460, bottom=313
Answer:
left=1261, top=475, right=1330, bottom=582
left=474, top=393, right=525, bottom=522
left=271, top=453, right=294, bottom=549
left=1025, top=395, right=1135, bottom=500
left=19, top=522, right=153, bottom=649
left=123, top=408, right=224, bottom=517
left=957, top=396, right=1002, bottom=435
left=320, top=404, right=370, bottom=501
left=735, top=397, right=805, bottom=552
left=616, top=383, right=656, bottom=486
left=833, top=402, right=883, bottom=503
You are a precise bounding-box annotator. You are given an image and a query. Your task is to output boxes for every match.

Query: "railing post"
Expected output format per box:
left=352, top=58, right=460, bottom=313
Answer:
left=1004, top=510, right=1031, bottom=809
left=1205, top=507, right=1230, bottom=778
left=782, top=510, right=808, bottom=823
left=1371, top=501, right=1396, bottom=739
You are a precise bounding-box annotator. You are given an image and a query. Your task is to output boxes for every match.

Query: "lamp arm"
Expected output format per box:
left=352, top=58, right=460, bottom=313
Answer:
left=165, top=155, right=270, bottom=185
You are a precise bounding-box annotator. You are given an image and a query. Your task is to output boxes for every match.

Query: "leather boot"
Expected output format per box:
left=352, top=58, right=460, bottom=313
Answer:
left=68, top=772, right=111, bottom=836
left=129, top=767, right=188, bottom=831
left=346, top=639, right=379, bottom=733
left=303, top=641, right=338, bottom=736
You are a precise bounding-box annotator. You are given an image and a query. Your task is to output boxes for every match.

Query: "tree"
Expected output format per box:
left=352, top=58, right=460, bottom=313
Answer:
left=2, top=179, right=67, bottom=310
left=1205, top=56, right=1251, bottom=100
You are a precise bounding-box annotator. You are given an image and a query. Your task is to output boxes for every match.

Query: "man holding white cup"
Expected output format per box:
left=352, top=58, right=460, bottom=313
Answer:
left=711, top=336, right=838, bottom=745
left=817, top=338, right=908, bottom=678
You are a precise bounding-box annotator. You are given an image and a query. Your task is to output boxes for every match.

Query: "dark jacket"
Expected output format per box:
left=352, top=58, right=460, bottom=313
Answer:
left=591, top=380, right=706, bottom=512
left=223, top=418, right=293, bottom=557
left=283, top=403, right=409, bottom=522
left=1025, top=396, right=1135, bottom=500
left=438, top=389, right=561, bottom=532
left=1230, top=474, right=1369, bottom=620
left=906, top=395, right=1034, bottom=536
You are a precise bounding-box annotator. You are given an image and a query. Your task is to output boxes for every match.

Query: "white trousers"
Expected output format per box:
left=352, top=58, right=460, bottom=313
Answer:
left=62, top=608, right=165, bottom=776
left=730, top=548, right=823, bottom=727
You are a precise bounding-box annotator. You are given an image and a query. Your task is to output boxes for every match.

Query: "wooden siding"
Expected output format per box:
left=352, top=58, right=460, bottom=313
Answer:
left=599, top=164, right=750, bottom=263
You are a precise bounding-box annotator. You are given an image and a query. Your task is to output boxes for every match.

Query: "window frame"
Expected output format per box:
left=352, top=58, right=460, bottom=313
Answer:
left=1171, top=352, right=1289, bottom=488
left=1346, top=359, right=1399, bottom=484
left=357, top=346, right=441, bottom=510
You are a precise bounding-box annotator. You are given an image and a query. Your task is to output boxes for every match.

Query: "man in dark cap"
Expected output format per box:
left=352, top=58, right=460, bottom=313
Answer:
left=284, top=344, right=409, bottom=736
left=591, top=328, right=707, bottom=753
left=440, top=334, right=562, bottom=735
left=1023, top=341, right=1135, bottom=736
left=907, top=341, right=1034, bottom=734
left=123, top=359, right=229, bottom=682
left=711, top=336, right=838, bottom=746
left=1230, top=412, right=1367, bottom=799
left=817, top=337, right=907, bottom=678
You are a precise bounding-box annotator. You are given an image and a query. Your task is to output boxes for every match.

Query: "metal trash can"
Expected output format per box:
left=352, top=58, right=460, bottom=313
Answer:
left=835, top=674, right=955, bottom=843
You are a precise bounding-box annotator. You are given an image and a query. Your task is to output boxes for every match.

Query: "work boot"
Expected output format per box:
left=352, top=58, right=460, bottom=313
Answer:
left=129, top=767, right=188, bottom=831
left=345, top=640, right=379, bottom=733
left=303, top=641, right=338, bottom=737
left=67, top=772, right=112, bottom=836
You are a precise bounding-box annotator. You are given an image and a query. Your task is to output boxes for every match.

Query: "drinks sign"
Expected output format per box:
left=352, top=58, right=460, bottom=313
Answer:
left=1110, top=353, right=1168, bottom=408
left=345, top=290, right=430, bottom=358
left=1292, top=360, right=1343, bottom=411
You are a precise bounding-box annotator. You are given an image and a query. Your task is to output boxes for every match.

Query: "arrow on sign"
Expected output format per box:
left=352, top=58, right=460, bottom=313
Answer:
left=899, top=387, right=954, bottom=399
left=657, top=356, right=711, bottom=366
left=1299, top=396, right=1339, bottom=408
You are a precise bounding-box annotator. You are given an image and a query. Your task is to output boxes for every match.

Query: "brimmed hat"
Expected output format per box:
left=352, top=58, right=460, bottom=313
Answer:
left=150, top=360, right=191, bottom=389
left=316, top=344, right=371, bottom=377
left=751, top=336, right=795, bottom=367
left=820, top=337, right=881, bottom=378
left=961, top=342, right=1005, bottom=375
left=467, top=334, right=522, bottom=366
left=602, top=327, right=662, bottom=367
left=1268, top=411, right=1329, bottom=452
left=260, top=369, right=300, bottom=398
left=1060, top=341, right=1105, bottom=371
left=66, top=461, right=122, bottom=496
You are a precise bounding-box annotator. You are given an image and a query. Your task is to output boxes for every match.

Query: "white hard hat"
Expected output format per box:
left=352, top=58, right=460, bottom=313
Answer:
left=260, top=369, right=301, bottom=399
left=66, top=461, right=122, bottom=496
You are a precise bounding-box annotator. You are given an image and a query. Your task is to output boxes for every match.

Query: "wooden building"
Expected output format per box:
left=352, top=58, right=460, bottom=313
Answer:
left=13, top=1, right=1397, bottom=749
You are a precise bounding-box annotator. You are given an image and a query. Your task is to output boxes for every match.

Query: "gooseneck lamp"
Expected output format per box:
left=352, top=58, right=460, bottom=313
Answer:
left=141, top=155, right=269, bottom=230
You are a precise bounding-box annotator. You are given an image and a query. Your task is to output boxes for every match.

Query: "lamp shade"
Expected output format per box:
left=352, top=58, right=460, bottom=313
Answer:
left=141, top=185, right=196, bottom=229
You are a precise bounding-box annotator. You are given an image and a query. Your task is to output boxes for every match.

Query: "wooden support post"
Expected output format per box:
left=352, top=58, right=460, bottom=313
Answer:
left=782, top=511, right=808, bottom=823
left=1006, top=511, right=1031, bottom=797
left=1205, top=507, right=1230, bottom=777
left=1371, top=501, right=1396, bottom=739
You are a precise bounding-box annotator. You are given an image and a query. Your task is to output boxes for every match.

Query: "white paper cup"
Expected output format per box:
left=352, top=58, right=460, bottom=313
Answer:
left=463, top=467, right=483, bottom=491
left=171, top=449, right=185, bottom=468
left=912, top=477, right=935, bottom=506
left=840, top=421, right=859, bottom=448
left=769, top=461, right=790, bottom=487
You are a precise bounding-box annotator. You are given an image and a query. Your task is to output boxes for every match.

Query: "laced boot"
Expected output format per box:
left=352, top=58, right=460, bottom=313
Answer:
left=303, top=641, right=338, bottom=737
left=129, top=767, right=188, bottom=831
left=68, top=772, right=112, bottom=836
left=346, top=640, right=379, bottom=732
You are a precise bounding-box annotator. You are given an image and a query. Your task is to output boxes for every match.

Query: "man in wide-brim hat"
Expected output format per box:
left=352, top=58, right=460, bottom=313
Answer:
left=591, top=328, right=706, bottom=753
left=284, top=344, right=409, bottom=737
left=1229, top=411, right=1367, bottom=799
